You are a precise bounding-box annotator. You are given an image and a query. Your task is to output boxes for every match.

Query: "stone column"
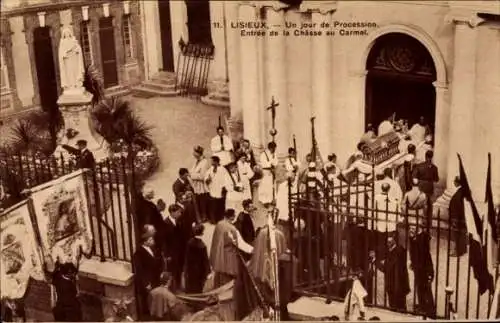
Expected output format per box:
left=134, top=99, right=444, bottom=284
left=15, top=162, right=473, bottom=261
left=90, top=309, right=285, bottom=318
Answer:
left=473, top=24, right=500, bottom=200
left=340, top=69, right=366, bottom=164
left=265, top=7, right=288, bottom=155
left=209, top=1, right=227, bottom=81
left=141, top=0, right=161, bottom=78
left=239, top=3, right=262, bottom=149
left=170, top=1, right=188, bottom=72
left=432, top=81, right=449, bottom=188
left=225, top=1, right=242, bottom=119
left=445, top=14, right=482, bottom=193
left=311, top=11, right=332, bottom=157
left=9, top=16, right=35, bottom=107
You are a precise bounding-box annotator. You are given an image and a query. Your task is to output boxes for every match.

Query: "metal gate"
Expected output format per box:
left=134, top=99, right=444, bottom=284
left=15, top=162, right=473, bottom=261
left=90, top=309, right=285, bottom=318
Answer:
left=287, top=169, right=498, bottom=320
left=175, top=40, right=214, bottom=98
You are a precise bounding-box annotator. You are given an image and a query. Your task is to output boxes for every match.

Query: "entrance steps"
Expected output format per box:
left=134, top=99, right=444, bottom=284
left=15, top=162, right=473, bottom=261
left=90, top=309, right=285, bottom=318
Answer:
left=201, top=80, right=230, bottom=108
left=131, top=71, right=179, bottom=98
left=288, top=296, right=423, bottom=321
left=104, top=85, right=130, bottom=98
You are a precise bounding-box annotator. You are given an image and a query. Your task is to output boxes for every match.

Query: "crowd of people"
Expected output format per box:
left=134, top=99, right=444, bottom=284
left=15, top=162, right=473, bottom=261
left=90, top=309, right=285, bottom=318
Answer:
left=128, top=115, right=447, bottom=320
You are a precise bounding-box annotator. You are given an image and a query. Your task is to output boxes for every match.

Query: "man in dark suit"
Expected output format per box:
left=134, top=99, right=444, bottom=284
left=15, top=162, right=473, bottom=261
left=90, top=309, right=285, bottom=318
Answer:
left=449, top=176, right=467, bottom=257
left=172, top=168, right=194, bottom=203
left=235, top=199, right=256, bottom=246
left=135, top=184, right=162, bottom=232
left=184, top=223, right=211, bottom=293
left=62, top=140, right=96, bottom=169
left=132, top=224, right=166, bottom=320
left=375, top=235, right=410, bottom=311
left=409, top=222, right=436, bottom=318
left=412, top=150, right=439, bottom=223
left=162, top=204, right=184, bottom=291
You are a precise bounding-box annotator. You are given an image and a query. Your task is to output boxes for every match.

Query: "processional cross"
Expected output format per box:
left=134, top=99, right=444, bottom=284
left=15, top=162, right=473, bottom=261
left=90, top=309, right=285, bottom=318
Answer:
left=267, top=96, right=279, bottom=143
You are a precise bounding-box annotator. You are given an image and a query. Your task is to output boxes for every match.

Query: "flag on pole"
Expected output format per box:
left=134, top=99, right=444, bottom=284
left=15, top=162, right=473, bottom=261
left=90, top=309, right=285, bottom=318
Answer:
left=489, top=277, right=500, bottom=319
left=484, top=153, right=497, bottom=281
left=457, top=154, right=494, bottom=294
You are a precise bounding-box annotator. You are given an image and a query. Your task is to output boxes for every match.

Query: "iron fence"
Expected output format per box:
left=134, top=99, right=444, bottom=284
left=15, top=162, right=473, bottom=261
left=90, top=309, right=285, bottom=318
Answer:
left=287, top=169, right=499, bottom=320
left=175, top=41, right=215, bottom=98
left=0, top=151, right=138, bottom=262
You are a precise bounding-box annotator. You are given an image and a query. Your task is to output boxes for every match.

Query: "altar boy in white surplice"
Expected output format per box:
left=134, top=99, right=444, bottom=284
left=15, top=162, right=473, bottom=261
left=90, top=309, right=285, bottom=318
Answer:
left=210, top=126, right=234, bottom=166
left=276, top=147, right=300, bottom=222
left=258, top=142, right=278, bottom=205
left=225, top=162, right=251, bottom=215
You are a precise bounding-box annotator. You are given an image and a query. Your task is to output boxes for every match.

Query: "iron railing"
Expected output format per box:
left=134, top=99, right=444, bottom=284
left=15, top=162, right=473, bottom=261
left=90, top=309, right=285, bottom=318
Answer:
left=0, top=151, right=138, bottom=262
left=175, top=40, right=215, bottom=98
left=287, top=167, right=499, bottom=320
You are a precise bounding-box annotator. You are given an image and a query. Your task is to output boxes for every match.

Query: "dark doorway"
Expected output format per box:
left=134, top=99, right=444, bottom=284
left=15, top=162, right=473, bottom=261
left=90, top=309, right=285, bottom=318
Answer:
left=185, top=0, right=212, bottom=45
left=365, top=33, right=437, bottom=133
left=33, top=27, right=58, bottom=110
left=158, top=0, right=174, bottom=72
left=99, top=17, right=119, bottom=88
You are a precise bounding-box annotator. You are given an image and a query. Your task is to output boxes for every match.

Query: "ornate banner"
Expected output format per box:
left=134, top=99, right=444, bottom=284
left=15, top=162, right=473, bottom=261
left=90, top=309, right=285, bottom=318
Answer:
left=30, top=170, right=93, bottom=265
left=0, top=200, right=44, bottom=299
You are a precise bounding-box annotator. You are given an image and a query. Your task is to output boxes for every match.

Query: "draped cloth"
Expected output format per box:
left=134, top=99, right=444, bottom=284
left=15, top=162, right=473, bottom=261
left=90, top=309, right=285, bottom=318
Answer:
left=0, top=201, right=45, bottom=299
left=235, top=225, right=287, bottom=320
left=30, top=170, right=93, bottom=266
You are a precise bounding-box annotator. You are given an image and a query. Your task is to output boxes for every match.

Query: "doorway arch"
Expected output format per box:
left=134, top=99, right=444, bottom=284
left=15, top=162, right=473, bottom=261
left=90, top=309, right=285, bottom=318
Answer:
left=365, top=33, right=437, bottom=133
left=33, top=27, right=58, bottom=110
left=349, top=24, right=449, bottom=185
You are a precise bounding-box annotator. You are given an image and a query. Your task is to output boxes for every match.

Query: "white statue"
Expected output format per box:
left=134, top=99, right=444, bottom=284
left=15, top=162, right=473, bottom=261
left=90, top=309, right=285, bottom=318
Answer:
left=58, top=28, right=85, bottom=94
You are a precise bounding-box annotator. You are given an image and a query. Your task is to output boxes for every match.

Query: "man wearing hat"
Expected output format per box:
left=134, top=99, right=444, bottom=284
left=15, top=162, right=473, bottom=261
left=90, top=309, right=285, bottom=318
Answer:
left=61, top=139, right=95, bottom=169
left=191, top=145, right=210, bottom=222
left=448, top=176, right=467, bottom=257
left=210, top=126, right=234, bottom=166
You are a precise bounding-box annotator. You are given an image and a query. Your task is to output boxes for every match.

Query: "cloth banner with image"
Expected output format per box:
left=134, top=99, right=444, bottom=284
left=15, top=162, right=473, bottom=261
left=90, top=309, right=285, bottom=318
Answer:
left=30, top=169, right=93, bottom=265
left=0, top=200, right=45, bottom=299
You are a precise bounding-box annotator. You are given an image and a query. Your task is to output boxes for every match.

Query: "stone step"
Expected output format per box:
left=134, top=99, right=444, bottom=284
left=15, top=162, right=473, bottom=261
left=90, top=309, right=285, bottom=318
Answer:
left=150, top=76, right=177, bottom=86
left=156, top=70, right=176, bottom=79
left=201, top=95, right=230, bottom=108
left=104, top=86, right=130, bottom=98
left=141, top=80, right=176, bottom=92
left=131, top=85, right=179, bottom=98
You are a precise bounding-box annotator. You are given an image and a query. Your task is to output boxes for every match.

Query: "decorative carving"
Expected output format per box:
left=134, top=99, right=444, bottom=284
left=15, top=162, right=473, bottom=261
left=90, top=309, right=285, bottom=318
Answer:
left=367, top=34, right=436, bottom=79
left=387, top=45, right=416, bottom=73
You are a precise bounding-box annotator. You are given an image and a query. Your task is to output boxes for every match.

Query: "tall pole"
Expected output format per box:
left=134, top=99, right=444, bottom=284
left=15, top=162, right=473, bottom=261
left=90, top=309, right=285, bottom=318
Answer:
left=267, top=96, right=280, bottom=321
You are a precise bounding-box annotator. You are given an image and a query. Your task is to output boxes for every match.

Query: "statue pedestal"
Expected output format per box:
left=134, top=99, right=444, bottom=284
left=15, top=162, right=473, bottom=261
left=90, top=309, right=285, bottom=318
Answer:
left=54, top=90, right=108, bottom=161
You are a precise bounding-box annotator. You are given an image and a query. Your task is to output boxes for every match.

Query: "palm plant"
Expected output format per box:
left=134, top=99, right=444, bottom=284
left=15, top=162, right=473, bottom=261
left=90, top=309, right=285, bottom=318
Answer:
left=83, top=64, right=105, bottom=105
left=8, top=118, right=46, bottom=155
left=91, top=97, right=153, bottom=161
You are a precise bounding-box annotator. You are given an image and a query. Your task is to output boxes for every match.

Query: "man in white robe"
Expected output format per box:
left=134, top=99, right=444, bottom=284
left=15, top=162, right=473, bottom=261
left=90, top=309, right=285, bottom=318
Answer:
left=408, top=116, right=429, bottom=144
left=204, top=156, right=230, bottom=224
left=258, top=142, right=278, bottom=205
left=210, top=126, right=234, bottom=166
left=415, top=135, right=433, bottom=164
left=225, top=162, right=251, bottom=215
left=374, top=168, right=403, bottom=203
left=378, top=116, right=394, bottom=136
left=277, top=148, right=300, bottom=222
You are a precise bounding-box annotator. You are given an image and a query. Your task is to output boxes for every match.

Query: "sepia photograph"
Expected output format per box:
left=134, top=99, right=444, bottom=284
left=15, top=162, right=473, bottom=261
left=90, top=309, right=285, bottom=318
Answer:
left=0, top=0, right=499, bottom=322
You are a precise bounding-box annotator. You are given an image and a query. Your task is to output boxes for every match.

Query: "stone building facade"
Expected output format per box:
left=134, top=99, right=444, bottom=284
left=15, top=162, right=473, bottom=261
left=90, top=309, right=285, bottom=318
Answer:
left=224, top=0, right=500, bottom=201
left=0, top=0, right=144, bottom=117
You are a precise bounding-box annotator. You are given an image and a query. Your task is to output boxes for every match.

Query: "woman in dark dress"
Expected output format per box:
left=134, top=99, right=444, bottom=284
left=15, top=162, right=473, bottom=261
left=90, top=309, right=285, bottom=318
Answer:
left=44, top=245, right=93, bottom=322
left=51, top=262, right=82, bottom=322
